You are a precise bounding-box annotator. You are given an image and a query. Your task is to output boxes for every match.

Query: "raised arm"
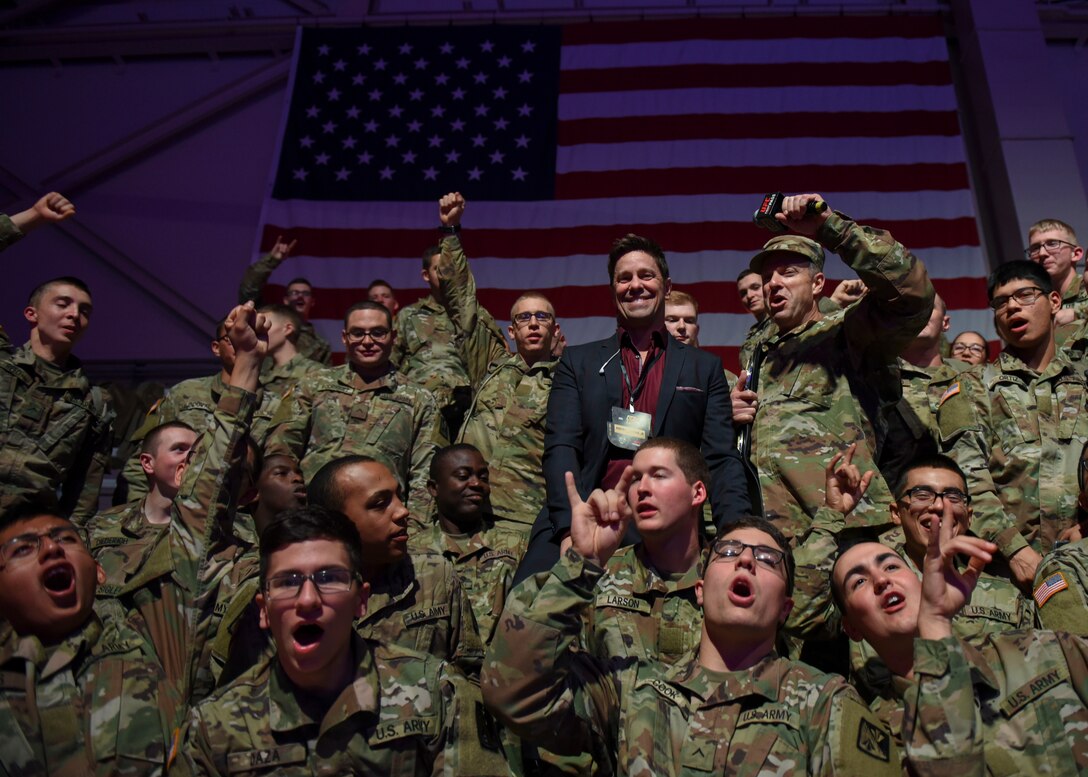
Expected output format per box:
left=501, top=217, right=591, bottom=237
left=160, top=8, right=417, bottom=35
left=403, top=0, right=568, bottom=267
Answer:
left=237, top=235, right=297, bottom=304
left=1, top=192, right=75, bottom=252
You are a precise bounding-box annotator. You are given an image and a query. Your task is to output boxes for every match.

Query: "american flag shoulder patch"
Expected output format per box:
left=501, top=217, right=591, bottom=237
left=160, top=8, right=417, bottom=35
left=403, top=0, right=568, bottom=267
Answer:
left=938, top=381, right=960, bottom=408
left=1034, top=572, right=1069, bottom=608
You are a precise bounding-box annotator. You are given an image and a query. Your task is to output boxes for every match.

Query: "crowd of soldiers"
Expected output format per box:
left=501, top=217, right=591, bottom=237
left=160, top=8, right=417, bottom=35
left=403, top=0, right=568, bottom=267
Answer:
left=2, top=188, right=1088, bottom=775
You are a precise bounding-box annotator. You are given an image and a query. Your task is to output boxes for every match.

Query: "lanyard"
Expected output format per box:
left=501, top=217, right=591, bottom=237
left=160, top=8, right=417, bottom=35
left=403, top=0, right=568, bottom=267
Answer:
left=618, top=347, right=662, bottom=411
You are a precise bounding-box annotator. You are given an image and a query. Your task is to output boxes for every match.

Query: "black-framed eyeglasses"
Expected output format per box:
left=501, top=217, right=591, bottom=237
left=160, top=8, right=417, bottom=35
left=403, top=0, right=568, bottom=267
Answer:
left=1025, top=239, right=1077, bottom=258
left=345, top=328, right=391, bottom=343
left=989, top=286, right=1045, bottom=312
left=899, top=486, right=970, bottom=508
left=263, top=567, right=359, bottom=601
left=0, top=526, right=85, bottom=568
left=513, top=311, right=555, bottom=327
left=284, top=289, right=313, bottom=299
left=711, top=538, right=786, bottom=569
left=950, top=342, right=986, bottom=356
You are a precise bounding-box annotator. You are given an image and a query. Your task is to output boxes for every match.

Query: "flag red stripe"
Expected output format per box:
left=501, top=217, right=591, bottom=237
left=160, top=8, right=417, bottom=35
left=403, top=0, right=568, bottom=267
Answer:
left=261, top=217, right=978, bottom=259
left=557, top=111, right=962, bottom=145
left=560, top=17, right=945, bottom=45
left=558, top=62, right=952, bottom=94
left=266, top=277, right=989, bottom=321
left=553, top=164, right=970, bottom=199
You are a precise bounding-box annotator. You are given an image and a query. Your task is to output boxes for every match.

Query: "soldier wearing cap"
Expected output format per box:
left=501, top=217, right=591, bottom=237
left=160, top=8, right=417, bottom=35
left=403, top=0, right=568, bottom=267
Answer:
left=730, top=193, right=935, bottom=542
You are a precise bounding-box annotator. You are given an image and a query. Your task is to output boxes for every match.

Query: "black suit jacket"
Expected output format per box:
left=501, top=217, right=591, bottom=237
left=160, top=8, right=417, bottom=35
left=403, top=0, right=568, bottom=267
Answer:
left=541, top=332, right=751, bottom=537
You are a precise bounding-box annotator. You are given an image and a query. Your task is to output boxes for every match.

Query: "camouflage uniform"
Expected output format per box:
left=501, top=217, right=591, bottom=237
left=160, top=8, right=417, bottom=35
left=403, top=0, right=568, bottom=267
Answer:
left=0, top=213, right=25, bottom=251
left=237, top=252, right=332, bottom=364
left=1033, top=536, right=1088, bottom=635
left=903, top=631, right=1088, bottom=777
left=0, top=342, right=113, bottom=523
left=437, top=234, right=556, bottom=529
left=0, top=598, right=182, bottom=776
left=177, top=635, right=452, bottom=776
left=937, top=350, right=1088, bottom=556
left=746, top=214, right=934, bottom=541
left=482, top=549, right=900, bottom=777
left=264, top=366, right=441, bottom=517
left=262, top=353, right=320, bottom=397
left=587, top=543, right=704, bottom=668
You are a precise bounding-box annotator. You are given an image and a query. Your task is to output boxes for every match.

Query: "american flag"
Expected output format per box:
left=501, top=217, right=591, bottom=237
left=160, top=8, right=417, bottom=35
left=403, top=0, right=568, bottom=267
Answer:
left=254, top=16, right=991, bottom=372
left=1033, top=571, right=1069, bottom=608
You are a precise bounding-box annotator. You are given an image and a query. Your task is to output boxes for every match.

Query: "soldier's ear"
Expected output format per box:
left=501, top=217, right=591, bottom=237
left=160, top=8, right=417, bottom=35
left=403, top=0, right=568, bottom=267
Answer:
left=355, top=580, right=371, bottom=619
left=96, top=563, right=106, bottom=586
left=23, top=305, right=38, bottom=326
left=811, top=272, right=826, bottom=296
left=694, top=579, right=705, bottom=607
left=778, top=596, right=793, bottom=627
left=841, top=612, right=863, bottom=642
left=889, top=501, right=903, bottom=527
left=690, top=480, right=707, bottom=510
left=427, top=479, right=438, bottom=499
left=257, top=592, right=269, bottom=629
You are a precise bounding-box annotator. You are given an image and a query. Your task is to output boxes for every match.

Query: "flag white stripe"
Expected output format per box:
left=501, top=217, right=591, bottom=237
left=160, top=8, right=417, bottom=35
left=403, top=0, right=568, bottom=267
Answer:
left=558, top=85, right=958, bottom=120
left=560, top=38, right=950, bottom=69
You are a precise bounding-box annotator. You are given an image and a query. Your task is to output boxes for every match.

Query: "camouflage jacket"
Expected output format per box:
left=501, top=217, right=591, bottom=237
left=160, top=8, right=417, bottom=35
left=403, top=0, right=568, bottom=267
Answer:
left=178, top=635, right=452, bottom=777
left=747, top=213, right=934, bottom=541
left=237, top=252, right=332, bottom=364
left=1034, top=537, right=1088, bottom=635
left=264, top=366, right=441, bottom=517
left=0, top=213, right=24, bottom=252
left=937, top=350, right=1088, bottom=556
left=261, top=353, right=320, bottom=398
left=0, top=599, right=181, bottom=776
left=0, top=343, right=113, bottom=522
left=412, top=517, right=527, bottom=646
left=438, top=234, right=556, bottom=528
left=482, top=549, right=900, bottom=776
left=587, top=543, right=704, bottom=668
left=392, top=292, right=501, bottom=407
left=358, top=549, right=485, bottom=677
left=903, top=631, right=1088, bottom=777
left=92, top=387, right=257, bottom=706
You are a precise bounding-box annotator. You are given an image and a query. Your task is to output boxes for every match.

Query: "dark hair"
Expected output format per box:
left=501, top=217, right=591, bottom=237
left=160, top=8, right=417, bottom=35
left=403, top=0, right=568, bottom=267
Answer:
left=607, top=234, right=669, bottom=283
left=28, top=276, right=92, bottom=308
left=258, top=303, right=303, bottom=344
left=140, top=421, right=196, bottom=456
left=367, top=279, right=395, bottom=293
left=636, top=438, right=710, bottom=489
left=714, top=516, right=795, bottom=596
left=987, top=260, right=1053, bottom=300
left=429, top=443, right=483, bottom=481
left=308, top=455, right=379, bottom=512
left=343, top=300, right=393, bottom=329
left=0, top=501, right=70, bottom=537
left=951, top=330, right=987, bottom=345
left=737, top=268, right=761, bottom=284
left=421, top=245, right=442, bottom=270
left=259, top=505, right=365, bottom=583
left=285, top=277, right=313, bottom=290
left=893, top=453, right=968, bottom=497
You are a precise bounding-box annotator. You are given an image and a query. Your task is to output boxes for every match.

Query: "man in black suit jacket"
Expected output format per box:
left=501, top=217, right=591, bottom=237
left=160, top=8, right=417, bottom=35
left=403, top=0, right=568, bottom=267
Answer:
left=514, top=234, right=752, bottom=581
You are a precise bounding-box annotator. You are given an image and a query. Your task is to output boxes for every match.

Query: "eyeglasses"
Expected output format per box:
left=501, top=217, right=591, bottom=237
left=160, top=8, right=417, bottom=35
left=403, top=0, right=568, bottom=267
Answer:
left=263, top=567, right=359, bottom=601
left=1079, top=457, right=1088, bottom=493
left=345, top=328, right=391, bottom=343
left=284, top=289, right=313, bottom=299
left=711, top=539, right=786, bottom=569
left=1, top=526, right=85, bottom=568
left=899, top=486, right=970, bottom=508
left=989, top=286, right=1045, bottom=312
left=950, top=342, right=986, bottom=356
left=1025, top=239, right=1076, bottom=258
left=513, top=311, right=555, bottom=327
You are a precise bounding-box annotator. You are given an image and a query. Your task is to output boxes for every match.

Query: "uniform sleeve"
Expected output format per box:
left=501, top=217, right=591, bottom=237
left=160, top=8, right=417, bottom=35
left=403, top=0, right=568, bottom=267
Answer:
left=61, top=388, right=115, bottom=523
left=447, top=561, right=486, bottom=677
left=821, top=211, right=936, bottom=361
left=437, top=234, right=508, bottom=388
left=0, top=213, right=25, bottom=252
left=406, top=390, right=442, bottom=518
left=786, top=506, right=846, bottom=641
left=481, top=549, right=619, bottom=766
left=237, top=253, right=278, bottom=305
left=262, top=379, right=314, bottom=463
left=936, top=370, right=1030, bottom=560
left=824, top=683, right=901, bottom=777
left=1034, top=553, right=1088, bottom=635
left=902, top=636, right=985, bottom=777
left=174, top=706, right=223, bottom=776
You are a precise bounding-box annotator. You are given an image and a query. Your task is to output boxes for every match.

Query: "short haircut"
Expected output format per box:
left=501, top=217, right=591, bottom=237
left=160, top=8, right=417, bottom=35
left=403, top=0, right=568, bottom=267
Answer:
left=27, top=276, right=91, bottom=308
left=608, top=234, right=669, bottom=282
left=1029, top=218, right=1078, bottom=244
left=952, top=330, right=987, bottom=345
left=140, top=421, right=196, bottom=456
left=829, top=539, right=906, bottom=613
left=636, top=437, right=710, bottom=488
left=285, top=277, right=313, bottom=289
left=714, top=516, right=795, bottom=596
left=429, top=443, right=482, bottom=481
left=367, top=279, right=395, bottom=293
left=988, top=260, right=1053, bottom=299
left=258, top=505, right=365, bottom=583
left=0, top=501, right=70, bottom=538
left=893, top=452, right=968, bottom=497
left=737, top=268, right=761, bottom=284
left=421, top=245, right=442, bottom=270
left=259, top=303, right=303, bottom=344
left=509, top=291, right=554, bottom=321
left=308, top=455, right=379, bottom=513
left=343, top=300, right=393, bottom=329
left=665, top=289, right=699, bottom=314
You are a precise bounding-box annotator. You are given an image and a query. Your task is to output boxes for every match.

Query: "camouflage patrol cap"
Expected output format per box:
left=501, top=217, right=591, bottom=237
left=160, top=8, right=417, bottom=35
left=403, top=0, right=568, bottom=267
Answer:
left=749, top=235, right=825, bottom=274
